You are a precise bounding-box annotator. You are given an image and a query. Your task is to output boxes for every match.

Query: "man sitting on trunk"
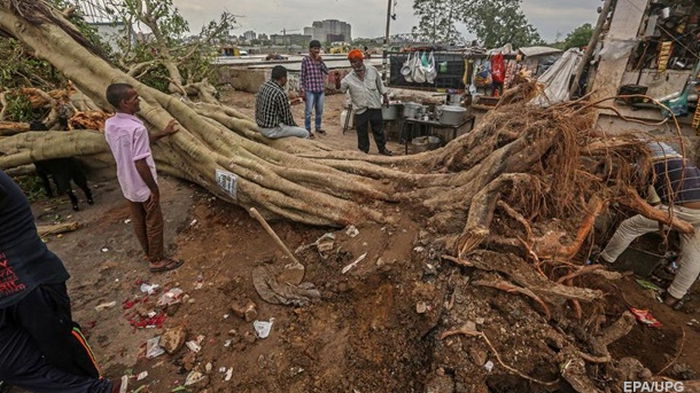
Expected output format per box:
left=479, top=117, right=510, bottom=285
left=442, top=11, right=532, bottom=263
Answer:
left=255, top=66, right=309, bottom=139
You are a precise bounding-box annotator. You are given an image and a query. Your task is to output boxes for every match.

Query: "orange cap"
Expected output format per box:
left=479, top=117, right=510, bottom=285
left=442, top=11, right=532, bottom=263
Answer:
left=348, top=49, right=364, bottom=61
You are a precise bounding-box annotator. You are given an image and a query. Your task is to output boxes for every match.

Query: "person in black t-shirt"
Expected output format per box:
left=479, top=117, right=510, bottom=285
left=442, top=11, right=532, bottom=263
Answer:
left=0, top=170, right=118, bottom=393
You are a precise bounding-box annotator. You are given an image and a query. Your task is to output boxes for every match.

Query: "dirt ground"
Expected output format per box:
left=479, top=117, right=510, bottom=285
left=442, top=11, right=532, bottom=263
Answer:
left=9, top=90, right=700, bottom=393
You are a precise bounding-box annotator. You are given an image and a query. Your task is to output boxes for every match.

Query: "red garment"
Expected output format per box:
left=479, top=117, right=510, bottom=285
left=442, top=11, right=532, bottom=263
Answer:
left=491, top=53, right=505, bottom=84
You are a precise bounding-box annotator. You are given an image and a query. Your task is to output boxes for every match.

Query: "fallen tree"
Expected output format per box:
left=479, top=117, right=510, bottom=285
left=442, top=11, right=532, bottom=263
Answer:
left=0, top=1, right=688, bottom=391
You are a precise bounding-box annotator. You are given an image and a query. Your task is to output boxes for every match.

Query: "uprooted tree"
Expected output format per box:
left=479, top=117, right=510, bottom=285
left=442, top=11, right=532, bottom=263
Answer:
left=0, top=1, right=692, bottom=390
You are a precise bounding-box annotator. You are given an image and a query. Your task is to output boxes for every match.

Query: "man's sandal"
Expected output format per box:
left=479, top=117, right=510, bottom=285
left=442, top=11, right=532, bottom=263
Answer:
left=149, top=258, right=184, bottom=273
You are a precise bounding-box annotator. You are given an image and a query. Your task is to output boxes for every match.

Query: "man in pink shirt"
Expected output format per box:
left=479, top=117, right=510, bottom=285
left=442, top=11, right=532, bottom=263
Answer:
left=104, top=83, right=184, bottom=273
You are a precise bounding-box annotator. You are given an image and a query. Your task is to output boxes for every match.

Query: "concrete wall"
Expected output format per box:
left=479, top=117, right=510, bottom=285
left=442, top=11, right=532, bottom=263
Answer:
left=590, top=0, right=650, bottom=103
left=620, top=69, right=691, bottom=99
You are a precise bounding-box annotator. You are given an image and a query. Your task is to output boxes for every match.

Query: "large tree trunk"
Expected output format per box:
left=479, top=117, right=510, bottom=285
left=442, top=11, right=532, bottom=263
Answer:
left=0, top=1, right=561, bottom=228
left=0, top=0, right=673, bottom=244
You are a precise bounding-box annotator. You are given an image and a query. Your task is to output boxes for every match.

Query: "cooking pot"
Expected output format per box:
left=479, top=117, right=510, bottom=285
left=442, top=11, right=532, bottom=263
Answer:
left=445, top=93, right=462, bottom=106
left=403, top=102, right=424, bottom=119
left=411, top=136, right=442, bottom=153
left=436, top=105, right=467, bottom=125
left=381, top=103, right=401, bottom=120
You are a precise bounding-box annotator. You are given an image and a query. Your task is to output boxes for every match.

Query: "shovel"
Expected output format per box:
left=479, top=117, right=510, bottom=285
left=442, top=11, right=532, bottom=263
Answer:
left=249, top=207, right=305, bottom=285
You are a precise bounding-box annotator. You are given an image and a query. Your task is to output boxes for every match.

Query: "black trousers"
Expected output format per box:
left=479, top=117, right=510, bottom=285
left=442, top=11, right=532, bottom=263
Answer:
left=0, top=283, right=112, bottom=393
left=354, top=109, right=386, bottom=153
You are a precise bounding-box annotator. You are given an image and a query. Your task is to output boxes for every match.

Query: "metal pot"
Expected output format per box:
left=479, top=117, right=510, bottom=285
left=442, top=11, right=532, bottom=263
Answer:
left=403, top=102, right=424, bottom=119
left=381, top=103, right=400, bottom=120
left=445, top=93, right=462, bottom=106
left=411, top=136, right=442, bottom=152
left=436, top=105, right=467, bottom=125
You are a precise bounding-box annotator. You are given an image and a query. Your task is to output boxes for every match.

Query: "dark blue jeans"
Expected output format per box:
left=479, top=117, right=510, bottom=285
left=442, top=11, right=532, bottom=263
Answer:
left=304, top=91, right=324, bottom=131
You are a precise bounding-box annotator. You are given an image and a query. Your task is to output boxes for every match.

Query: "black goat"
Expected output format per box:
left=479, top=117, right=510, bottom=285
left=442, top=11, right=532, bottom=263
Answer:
left=29, top=122, right=94, bottom=211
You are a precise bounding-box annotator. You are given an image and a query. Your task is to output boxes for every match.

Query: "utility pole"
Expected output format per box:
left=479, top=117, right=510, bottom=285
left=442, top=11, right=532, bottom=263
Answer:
left=382, top=0, right=393, bottom=81
left=568, top=0, right=615, bottom=99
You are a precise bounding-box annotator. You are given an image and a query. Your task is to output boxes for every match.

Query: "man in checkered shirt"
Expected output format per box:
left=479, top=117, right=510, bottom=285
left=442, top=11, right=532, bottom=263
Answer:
left=255, top=66, right=309, bottom=139
left=300, top=40, right=328, bottom=136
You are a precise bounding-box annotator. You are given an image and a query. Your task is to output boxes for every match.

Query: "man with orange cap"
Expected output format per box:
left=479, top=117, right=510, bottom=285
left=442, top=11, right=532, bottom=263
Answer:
left=340, top=50, right=393, bottom=156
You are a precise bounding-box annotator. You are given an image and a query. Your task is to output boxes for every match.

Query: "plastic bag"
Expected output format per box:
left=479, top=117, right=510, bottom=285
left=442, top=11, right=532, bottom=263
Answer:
left=412, top=51, right=427, bottom=84
left=491, top=53, right=505, bottom=84
left=662, top=89, right=689, bottom=117
left=420, top=51, right=429, bottom=68
left=401, top=52, right=413, bottom=83
left=425, top=52, right=437, bottom=84
left=598, top=39, right=639, bottom=61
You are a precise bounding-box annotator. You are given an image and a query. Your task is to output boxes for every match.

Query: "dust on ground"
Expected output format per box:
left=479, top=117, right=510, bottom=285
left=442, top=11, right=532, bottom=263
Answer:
left=10, top=90, right=700, bottom=393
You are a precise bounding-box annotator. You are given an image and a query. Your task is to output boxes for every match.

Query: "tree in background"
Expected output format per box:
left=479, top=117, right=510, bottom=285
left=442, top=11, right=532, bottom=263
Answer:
left=463, top=0, right=543, bottom=48
left=412, top=0, right=464, bottom=45
left=113, top=0, right=237, bottom=98
left=412, top=0, right=543, bottom=48
left=558, top=23, right=593, bottom=50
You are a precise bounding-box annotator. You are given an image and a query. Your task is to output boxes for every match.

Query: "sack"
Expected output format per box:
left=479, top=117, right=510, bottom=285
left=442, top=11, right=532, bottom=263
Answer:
left=491, top=53, right=505, bottom=84
left=401, top=52, right=414, bottom=83
left=425, top=52, right=437, bottom=84
left=412, top=51, right=427, bottom=84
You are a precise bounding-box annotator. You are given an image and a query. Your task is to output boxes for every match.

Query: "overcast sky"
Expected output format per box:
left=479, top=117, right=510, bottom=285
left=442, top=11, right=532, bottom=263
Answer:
left=171, top=0, right=603, bottom=42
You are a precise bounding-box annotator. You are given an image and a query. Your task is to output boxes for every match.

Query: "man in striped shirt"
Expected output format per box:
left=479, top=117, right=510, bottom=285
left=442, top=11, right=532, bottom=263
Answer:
left=255, top=66, right=309, bottom=139
left=300, top=40, right=328, bottom=136
left=600, top=141, right=700, bottom=308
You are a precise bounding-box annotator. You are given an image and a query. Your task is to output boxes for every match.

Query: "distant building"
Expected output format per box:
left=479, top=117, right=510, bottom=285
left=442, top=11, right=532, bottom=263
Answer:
left=243, top=30, right=257, bottom=41
left=270, top=33, right=312, bottom=47
left=303, top=19, right=351, bottom=44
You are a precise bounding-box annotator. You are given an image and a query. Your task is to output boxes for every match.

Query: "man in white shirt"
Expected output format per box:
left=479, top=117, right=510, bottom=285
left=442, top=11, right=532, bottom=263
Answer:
left=340, top=50, right=393, bottom=156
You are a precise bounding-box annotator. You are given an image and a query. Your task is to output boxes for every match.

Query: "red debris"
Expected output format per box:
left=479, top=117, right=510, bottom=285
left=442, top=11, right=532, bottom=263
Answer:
left=122, top=299, right=137, bottom=310
left=629, top=307, right=662, bottom=327
left=128, top=312, right=166, bottom=329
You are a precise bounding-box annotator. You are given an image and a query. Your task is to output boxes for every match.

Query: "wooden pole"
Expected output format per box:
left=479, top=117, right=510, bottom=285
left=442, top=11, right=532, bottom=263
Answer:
left=249, top=207, right=305, bottom=284
left=382, top=0, right=392, bottom=81
left=249, top=207, right=303, bottom=267
left=569, top=0, right=615, bottom=99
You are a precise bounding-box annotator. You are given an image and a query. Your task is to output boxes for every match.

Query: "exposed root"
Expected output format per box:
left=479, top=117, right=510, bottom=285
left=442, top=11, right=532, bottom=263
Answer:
left=556, top=265, right=604, bottom=284
left=473, top=279, right=551, bottom=320
left=457, top=173, right=533, bottom=258
left=440, top=324, right=559, bottom=386
left=497, top=200, right=533, bottom=240
left=621, top=187, right=694, bottom=234
left=441, top=254, right=475, bottom=268
left=467, top=250, right=603, bottom=303
left=656, top=327, right=686, bottom=377
left=589, top=311, right=636, bottom=359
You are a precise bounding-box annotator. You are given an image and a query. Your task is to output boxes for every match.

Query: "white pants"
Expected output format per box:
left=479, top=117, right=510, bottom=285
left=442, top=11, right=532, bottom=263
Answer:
left=260, top=124, right=309, bottom=139
left=601, top=205, right=700, bottom=299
